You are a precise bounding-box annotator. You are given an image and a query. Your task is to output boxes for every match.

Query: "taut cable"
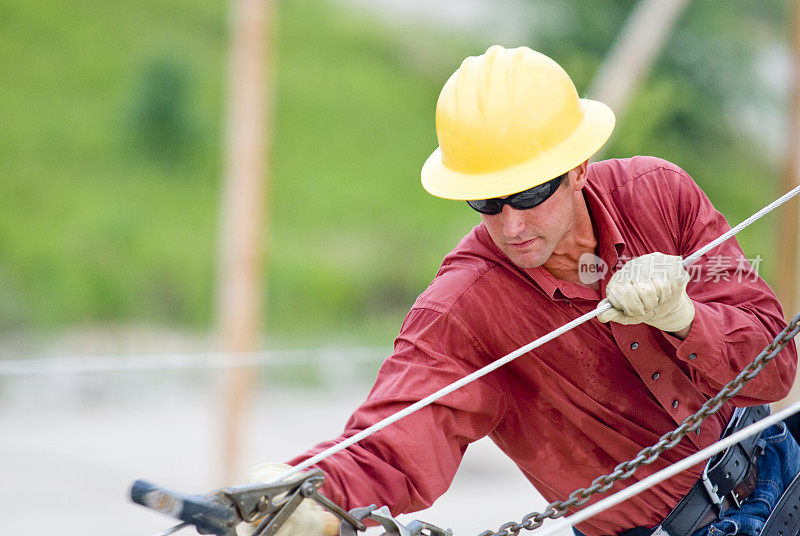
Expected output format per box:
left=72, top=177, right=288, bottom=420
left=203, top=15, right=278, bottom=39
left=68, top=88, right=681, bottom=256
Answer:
left=280, top=184, right=800, bottom=480
left=534, top=401, right=800, bottom=536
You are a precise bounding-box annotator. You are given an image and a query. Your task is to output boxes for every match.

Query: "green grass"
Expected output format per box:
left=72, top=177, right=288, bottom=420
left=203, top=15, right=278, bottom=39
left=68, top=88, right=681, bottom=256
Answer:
left=0, top=0, right=786, bottom=343
left=0, top=0, right=481, bottom=343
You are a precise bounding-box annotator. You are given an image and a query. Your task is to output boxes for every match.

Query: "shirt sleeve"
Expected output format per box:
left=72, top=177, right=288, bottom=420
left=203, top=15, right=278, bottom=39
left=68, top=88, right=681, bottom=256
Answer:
left=662, top=167, right=797, bottom=404
left=287, top=307, right=508, bottom=515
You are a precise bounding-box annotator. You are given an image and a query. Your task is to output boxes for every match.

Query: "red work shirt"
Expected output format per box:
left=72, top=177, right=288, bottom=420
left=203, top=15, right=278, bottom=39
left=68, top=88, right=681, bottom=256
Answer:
left=290, top=156, right=797, bottom=536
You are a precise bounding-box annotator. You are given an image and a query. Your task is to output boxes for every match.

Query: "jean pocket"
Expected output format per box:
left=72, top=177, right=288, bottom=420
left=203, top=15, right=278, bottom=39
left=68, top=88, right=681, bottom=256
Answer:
left=762, top=423, right=789, bottom=446
left=760, top=423, right=800, bottom=486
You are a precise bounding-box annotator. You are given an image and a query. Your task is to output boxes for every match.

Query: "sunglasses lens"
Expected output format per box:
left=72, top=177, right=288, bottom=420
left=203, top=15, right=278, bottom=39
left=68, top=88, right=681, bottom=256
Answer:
left=510, top=183, right=553, bottom=209
left=466, top=199, right=502, bottom=214
left=466, top=174, right=564, bottom=214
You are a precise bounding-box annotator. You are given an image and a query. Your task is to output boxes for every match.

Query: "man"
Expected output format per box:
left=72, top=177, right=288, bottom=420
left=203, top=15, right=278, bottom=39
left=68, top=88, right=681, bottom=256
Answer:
left=246, top=46, right=799, bottom=536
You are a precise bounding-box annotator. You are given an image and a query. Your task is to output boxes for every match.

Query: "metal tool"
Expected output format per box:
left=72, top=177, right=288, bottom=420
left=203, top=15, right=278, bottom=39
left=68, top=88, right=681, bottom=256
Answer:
left=131, top=479, right=238, bottom=535
left=339, top=505, right=452, bottom=536
left=132, top=469, right=379, bottom=536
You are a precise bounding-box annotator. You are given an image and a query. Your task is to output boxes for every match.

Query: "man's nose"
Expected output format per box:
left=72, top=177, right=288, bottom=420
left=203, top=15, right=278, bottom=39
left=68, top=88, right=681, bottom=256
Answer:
left=500, top=205, right=527, bottom=237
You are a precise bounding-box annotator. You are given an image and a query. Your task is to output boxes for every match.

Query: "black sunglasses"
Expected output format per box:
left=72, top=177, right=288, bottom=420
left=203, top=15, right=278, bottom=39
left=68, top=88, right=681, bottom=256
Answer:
left=466, top=173, right=567, bottom=215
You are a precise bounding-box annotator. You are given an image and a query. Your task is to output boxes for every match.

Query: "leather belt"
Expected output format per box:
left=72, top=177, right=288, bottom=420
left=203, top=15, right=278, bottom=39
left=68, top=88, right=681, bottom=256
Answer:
left=653, top=461, right=759, bottom=536
left=622, top=404, right=769, bottom=536
left=760, top=470, right=800, bottom=536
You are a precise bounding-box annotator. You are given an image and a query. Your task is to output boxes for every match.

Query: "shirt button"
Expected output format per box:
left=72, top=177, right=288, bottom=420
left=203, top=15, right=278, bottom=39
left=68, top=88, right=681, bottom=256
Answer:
left=688, top=353, right=697, bottom=360
left=652, top=372, right=660, bottom=380
left=630, top=342, right=639, bottom=350
left=672, top=400, right=679, bottom=408
left=695, top=429, right=701, bottom=435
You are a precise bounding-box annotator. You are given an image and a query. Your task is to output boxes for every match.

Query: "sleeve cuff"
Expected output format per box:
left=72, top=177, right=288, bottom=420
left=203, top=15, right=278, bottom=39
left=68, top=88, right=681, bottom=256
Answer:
left=662, top=301, right=725, bottom=371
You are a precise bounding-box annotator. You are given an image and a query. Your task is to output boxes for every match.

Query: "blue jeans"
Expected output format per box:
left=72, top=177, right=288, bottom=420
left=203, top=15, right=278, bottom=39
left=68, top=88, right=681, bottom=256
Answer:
left=572, top=423, right=800, bottom=536
left=692, top=423, right=800, bottom=536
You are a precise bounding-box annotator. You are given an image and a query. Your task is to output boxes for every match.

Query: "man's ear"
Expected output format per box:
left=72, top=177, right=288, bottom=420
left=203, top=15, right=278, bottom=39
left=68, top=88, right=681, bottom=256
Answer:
left=572, top=160, right=590, bottom=191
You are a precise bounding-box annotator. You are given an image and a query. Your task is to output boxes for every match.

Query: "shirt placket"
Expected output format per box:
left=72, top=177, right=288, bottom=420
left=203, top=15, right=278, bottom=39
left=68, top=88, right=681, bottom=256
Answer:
left=608, top=322, right=715, bottom=450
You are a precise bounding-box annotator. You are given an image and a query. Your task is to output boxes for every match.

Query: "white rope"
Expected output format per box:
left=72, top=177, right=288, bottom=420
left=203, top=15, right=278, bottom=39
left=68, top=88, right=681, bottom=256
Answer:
left=286, top=306, right=611, bottom=477
left=0, top=347, right=386, bottom=377
left=534, top=401, right=800, bottom=536
left=683, top=185, right=800, bottom=265
left=282, top=184, right=800, bottom=479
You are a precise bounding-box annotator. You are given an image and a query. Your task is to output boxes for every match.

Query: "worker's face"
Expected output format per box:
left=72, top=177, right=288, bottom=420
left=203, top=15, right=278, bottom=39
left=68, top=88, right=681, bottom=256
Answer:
left=480, top=165, right=587, bottom=269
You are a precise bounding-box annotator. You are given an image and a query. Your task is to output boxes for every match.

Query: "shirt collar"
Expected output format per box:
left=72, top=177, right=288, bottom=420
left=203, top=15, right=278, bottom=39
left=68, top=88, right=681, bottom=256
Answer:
left=583, top=173, right=627, bottom=270
left=541, top=178, right=626, bottom=301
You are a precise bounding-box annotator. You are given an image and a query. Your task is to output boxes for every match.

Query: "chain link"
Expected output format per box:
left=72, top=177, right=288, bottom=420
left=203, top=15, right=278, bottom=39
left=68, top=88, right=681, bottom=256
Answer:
left=478, top=312, right=800, bottom=536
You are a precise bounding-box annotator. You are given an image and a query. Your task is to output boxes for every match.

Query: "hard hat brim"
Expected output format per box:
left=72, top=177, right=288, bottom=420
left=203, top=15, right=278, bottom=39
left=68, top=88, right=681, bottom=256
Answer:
left=420, top=99, right=615, bottom=201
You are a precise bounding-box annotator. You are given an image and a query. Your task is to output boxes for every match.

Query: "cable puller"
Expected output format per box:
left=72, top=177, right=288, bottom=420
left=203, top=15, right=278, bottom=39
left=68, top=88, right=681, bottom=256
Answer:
left=132, top=184, right=800, bottom=536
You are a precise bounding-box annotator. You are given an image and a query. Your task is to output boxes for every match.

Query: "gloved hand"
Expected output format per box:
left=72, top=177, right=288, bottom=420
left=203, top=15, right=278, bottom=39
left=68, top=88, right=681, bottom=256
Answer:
left=236, top=463, right=341, bottom=536
left=597, top=252, right=695, bottom=334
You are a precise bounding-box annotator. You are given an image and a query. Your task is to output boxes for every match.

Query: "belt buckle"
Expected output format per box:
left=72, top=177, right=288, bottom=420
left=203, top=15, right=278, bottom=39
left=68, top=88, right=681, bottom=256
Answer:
left=730, top=489, right=742, bottom=509
left=703, top=462, right=746, bottom=512
left=701, top=463, right=724, bottom=507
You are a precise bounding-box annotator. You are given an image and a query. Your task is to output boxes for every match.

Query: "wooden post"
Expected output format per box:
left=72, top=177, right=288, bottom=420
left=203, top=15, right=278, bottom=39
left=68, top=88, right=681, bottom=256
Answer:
left=216, top=0, right=274, bottom=483
left=775, top=0, right=800, bottom=409
left=588, top=0, right=691, bottom=158
left=777, top=0, right=800, bottom=320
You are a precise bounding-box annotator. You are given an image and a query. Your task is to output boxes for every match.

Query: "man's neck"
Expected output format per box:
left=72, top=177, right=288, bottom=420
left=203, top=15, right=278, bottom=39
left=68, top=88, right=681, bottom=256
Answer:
left=542, top=193, right=598, bottom=288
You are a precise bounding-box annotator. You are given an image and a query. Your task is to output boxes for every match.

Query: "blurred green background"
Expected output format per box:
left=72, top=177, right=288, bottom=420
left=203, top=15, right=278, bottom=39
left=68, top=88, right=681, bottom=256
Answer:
left=0, top=0, right=792, bottom=347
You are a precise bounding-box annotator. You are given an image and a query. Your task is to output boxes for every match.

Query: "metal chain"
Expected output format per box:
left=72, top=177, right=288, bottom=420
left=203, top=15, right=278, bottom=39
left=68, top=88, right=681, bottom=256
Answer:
left=478, top=312, right=800, bottom=536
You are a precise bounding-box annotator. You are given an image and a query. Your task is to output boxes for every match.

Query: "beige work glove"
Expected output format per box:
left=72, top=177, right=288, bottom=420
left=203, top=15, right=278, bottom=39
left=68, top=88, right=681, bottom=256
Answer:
left=236, top=463, right=340, bottom=536
left=597, top=252, right=695, bottom=334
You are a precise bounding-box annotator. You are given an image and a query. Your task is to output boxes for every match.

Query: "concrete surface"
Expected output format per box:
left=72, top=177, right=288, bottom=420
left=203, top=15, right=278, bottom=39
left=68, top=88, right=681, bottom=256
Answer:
left=0, top=369, right=572, bottom=536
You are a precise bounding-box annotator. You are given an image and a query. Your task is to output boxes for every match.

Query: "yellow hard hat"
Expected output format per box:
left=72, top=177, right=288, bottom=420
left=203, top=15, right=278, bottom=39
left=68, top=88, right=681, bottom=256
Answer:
left=421, top=45, right=615, bottom=200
